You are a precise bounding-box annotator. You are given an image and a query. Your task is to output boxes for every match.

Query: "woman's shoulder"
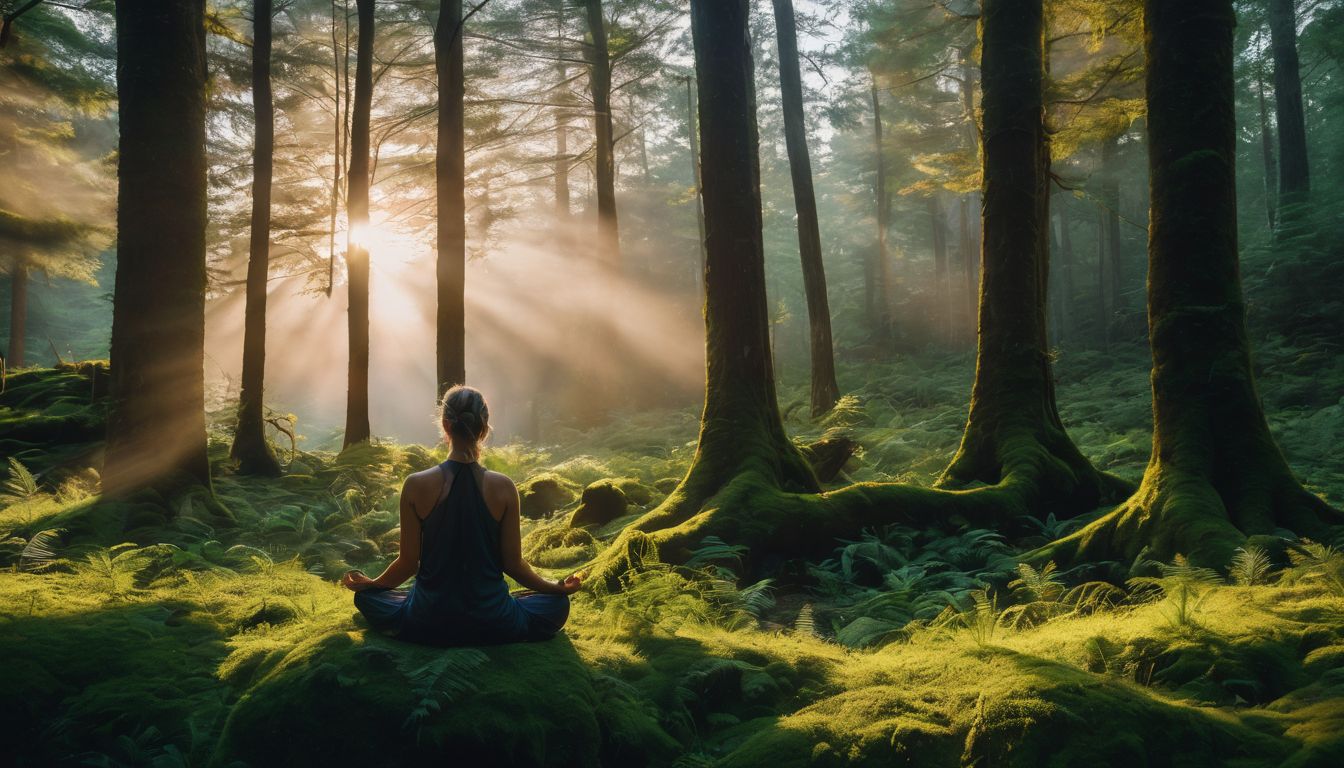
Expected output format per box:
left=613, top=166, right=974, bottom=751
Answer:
left=479, top=468, right=517, bottom=494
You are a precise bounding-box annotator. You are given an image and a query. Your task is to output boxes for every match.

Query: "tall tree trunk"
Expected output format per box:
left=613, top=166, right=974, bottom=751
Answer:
left=105, top=0, right=213, bottom=495
left=231, top=0, right=281, bottom=476
left=435, top=0, right=465, bottom=396
left=928, top=194, right=949, bottom=343
left=592, top=0, right=817, bottom=575
left=1101, top=136, right=1123, bottom=315
left=1257, top=66, right=1278, bottom=229
left=771, top=0, right=839, bottom=417
left=327, top=0, right=342, bottom=296
left=584, top=0, right=618, bottom=267
left=1044, top=0, right=1339, bottom=568
left=684, top=75, right=706, bottom=292
left=870, top=78, right=891, bottom=339
left=343, top=0, right=373, bottom=448
left=7, top=261, right=25, bottom=367
left=938, top=0, right=1119, bottom=511
left=1267, top=0, right=1310, bottom=206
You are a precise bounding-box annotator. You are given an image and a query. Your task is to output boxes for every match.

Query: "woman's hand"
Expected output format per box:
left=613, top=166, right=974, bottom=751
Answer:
left=554, top=572, right=583, bottom=595
left=341, top=569, right=377, bottom=592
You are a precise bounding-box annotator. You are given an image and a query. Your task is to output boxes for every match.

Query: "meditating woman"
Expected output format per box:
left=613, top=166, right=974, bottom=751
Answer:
left=341, top=385, right=581, bottom=645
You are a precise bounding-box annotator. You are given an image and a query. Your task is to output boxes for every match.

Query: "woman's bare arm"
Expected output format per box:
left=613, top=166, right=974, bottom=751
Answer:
left=497, top=476, right=581, bottom=595
left=364, top=476, right=424, bottom=589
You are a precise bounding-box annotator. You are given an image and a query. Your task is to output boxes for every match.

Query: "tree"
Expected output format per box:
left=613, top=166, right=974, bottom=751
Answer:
left=584, top=0, right=618, bottom=266
left=868, top=77, right=890, bottom=338
left=104, top=0, right=213, bottom=495
left=591, top=0, right=817, bottom=573
left=771, top=0, right=839, bottom=416
left=231, top=0, right=283, bottom=476
left=1042, top=0, right=1340, bottom=568
left=937, top=0, right=1123, bottom=511
left=1267, top=0, right=1310, bottom=206
left=343, top=0, right=373, bottom=448
left=435, top=0, right=466, bottom=396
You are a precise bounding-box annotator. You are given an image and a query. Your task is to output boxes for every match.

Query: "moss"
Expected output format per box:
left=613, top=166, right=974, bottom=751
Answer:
left=519, top=472, right=581, bottom=519
left=571, top=480, right=629, bottom=529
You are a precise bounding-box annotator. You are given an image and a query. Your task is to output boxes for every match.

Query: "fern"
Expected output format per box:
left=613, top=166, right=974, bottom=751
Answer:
left=1283, top=540, right=1344, bottom=596
left=685, top=536, right=748, bottom=570
left=19, top=528, right=62, bottom=572
left=394, top=648, right=489, bottom=740
left=1008, top=561, right=1064, bottom=603
left=0, top=457, right=40, bottom=505
left=1228, top=545, right=1274, bottom=586
left=794, top=602, right=817, bottom=637
left=1127, top=555, right=1222, bottom=626
left=76, top=543, right=154, bottom=595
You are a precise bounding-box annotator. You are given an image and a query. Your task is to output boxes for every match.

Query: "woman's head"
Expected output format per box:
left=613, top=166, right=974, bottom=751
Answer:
left=436, top=385, right=490, bottom=456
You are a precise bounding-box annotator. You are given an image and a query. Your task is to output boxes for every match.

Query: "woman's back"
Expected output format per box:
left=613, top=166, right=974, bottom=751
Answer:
left=404, top=460, right=528, bottom=642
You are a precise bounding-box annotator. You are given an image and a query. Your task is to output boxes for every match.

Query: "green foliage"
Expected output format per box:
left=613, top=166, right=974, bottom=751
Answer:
left=1127, top=555, right=1223, bottom=627
left=1229, top=545, right=1275, bottom=586
left=1282, top=539, right=1344, bottom=597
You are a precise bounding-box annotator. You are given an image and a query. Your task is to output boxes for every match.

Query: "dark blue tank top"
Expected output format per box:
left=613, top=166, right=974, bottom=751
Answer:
left=403, top=460, right=529, bottom=643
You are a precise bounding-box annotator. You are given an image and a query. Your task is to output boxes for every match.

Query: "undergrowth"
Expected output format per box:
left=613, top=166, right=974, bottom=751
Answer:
left=2, top=341, right=1342, bottom=766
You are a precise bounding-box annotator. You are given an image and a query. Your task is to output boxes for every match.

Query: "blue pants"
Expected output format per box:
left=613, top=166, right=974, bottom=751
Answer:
left=354, top=588, right=570, bottom=646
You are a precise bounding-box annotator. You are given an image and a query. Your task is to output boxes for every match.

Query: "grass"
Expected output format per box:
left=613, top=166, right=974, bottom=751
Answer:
left=2, top=337, right=1342, bottom=766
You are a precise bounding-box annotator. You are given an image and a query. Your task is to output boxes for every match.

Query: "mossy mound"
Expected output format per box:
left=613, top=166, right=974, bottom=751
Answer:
left=0, top=362, right=108, bottom=475
left=524, top=524, right=598, bottom=568
left=571, top=480, right=629, bottom=529
left=520, top=472, right=582, bottom=519
left=611, top=477, right=660, bottom=507
left=216, top=631, right=616, bottom=767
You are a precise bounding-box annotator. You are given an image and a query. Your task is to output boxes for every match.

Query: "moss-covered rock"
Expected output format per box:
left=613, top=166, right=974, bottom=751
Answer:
left=570, top=480, right=628, bottom=529
left=519, top=472, right=581, bottom=519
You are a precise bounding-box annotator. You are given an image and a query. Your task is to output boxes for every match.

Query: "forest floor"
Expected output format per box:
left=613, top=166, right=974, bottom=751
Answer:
left=2, top=338, right=1343, bottom=767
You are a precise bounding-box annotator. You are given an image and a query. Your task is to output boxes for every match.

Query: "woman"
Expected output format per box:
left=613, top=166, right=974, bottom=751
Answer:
left=341, top=385, right=581, bottom=645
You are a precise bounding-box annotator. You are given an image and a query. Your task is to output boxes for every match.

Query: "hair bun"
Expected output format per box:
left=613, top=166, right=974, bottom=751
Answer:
left=436, top=385, right=490, bottom=454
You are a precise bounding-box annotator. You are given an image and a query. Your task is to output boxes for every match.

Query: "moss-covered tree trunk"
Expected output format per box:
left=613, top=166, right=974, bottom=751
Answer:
left=584, top=0, right=618, bottom=267
left=772, top=0, right=839, bottom=417
left=104, top=0, right=212, bottom=496
left=1267, top=0, right=1309, bottom=207
left=7, top=260, right=25, bottom=367
left=231, top=0, right=281, bottom=477
left=937, top=0, right=1123, bottom=513
left=343, top=0, right=373, bottom=448
left=435, top=0, right=465, bottom=396
left=597, top=0, right=817, bottom=566
left=1041, top=0, right=1340, bottom=569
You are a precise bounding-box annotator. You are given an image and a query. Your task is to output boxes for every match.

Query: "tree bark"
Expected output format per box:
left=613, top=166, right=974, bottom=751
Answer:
left=960, top=47, right=980, bottom=345
left=231, top=0, right=282, bottom=476
left=870, top=78, right=891, bottom=339
left=937, top=0, right=1121, bottom=513
left=104, top=0, right=213, bottom=495
left=1041, top=0, right=1340, bottom=569
left=590, top=0, right=818, bottom=578
left=1267, top=0, right=1309, bottom=206
left=771, top=0, right=839, bottom=417
left=343, top=0, right=373, bottom=448
left=584, top=0, right=619, bottom=267
left=435, top=0, right=466, bottom=396
left=7, top=261, right=25, bottom=367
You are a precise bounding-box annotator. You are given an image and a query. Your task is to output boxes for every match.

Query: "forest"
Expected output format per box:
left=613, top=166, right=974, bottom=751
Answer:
left=1, top=0, right=1343, bottom=764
